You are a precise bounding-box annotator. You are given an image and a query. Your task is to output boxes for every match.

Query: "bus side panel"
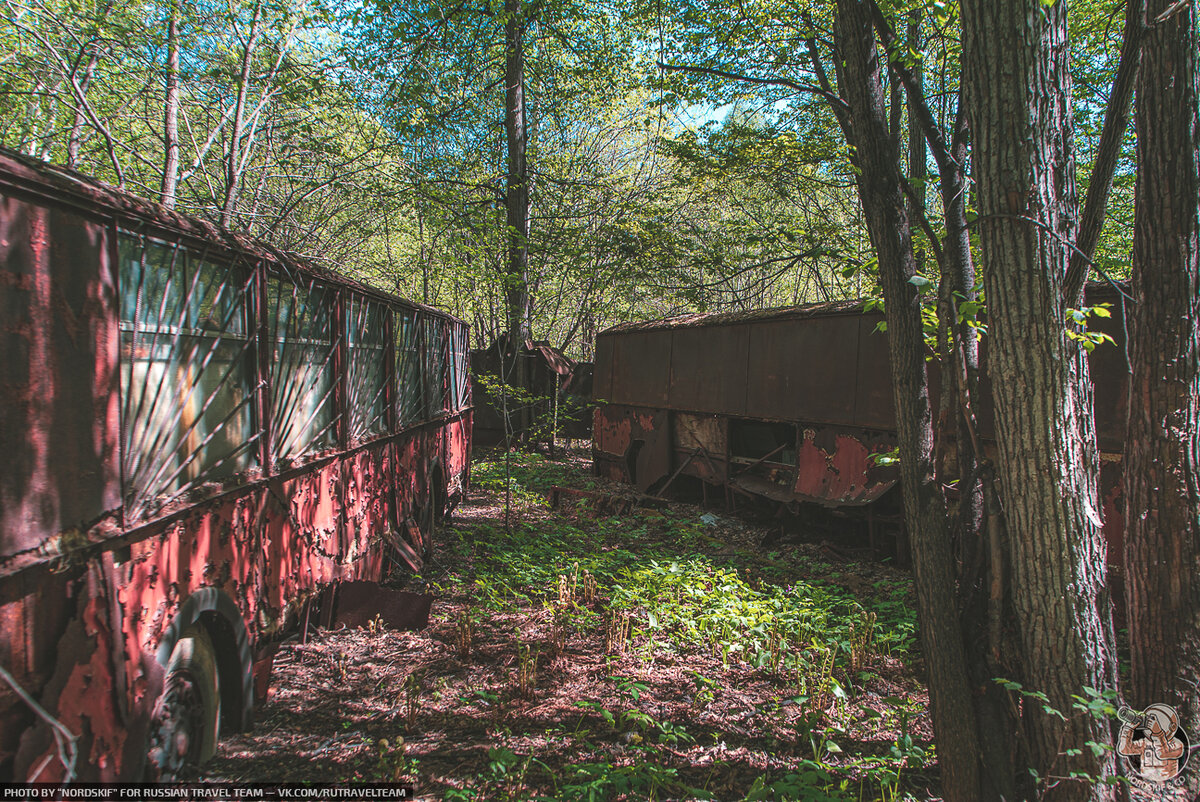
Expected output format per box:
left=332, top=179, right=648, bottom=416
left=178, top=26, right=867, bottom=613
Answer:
left=343, top=443, right=394, bottom=577
left=1, top=194, right=123, bottom=780
left=444, top=415, right=471, bottom=500
left=1, top=568, right=80, bottom=779
left=0, top=196, right=120, bottom=564
left=395, top=431, right=434, bottom=554
left=591, top=404, right=669, bottom=490
left=11, top=565, right=130, bottom=783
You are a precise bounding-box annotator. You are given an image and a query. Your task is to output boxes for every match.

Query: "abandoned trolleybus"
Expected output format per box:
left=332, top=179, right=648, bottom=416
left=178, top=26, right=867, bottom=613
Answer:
left=592, top=290, right=1129, bottom=559
left=0, top=150, right=471, bottom=781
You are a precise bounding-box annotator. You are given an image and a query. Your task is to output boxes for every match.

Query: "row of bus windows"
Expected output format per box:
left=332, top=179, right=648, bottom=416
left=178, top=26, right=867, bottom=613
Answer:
left=117, top=233, right=469, bottom=518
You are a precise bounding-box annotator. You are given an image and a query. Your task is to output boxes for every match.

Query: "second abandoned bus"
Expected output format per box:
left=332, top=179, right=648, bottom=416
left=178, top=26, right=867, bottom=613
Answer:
left=0, top=150, right=471, bottom=781
left=592, top=289, right=1128, bottom=558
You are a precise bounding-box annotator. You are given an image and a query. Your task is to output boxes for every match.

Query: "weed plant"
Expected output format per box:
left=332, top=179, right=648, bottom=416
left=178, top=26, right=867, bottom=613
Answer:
left=422, top=452, right=931, bottom=800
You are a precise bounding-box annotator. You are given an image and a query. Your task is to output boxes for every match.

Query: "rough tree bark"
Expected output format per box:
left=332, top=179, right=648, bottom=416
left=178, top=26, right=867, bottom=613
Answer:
left=1124, top=1, right=1200, bottom=797
left=961, top=1, right=1117, bottom=799
left=503, top=0, right=532, bottom=438
left=832, top=3, right=982, bottom=799
left=504, top=0, right=531, bottom=344
left=869, top=7, right=1022, bottom=792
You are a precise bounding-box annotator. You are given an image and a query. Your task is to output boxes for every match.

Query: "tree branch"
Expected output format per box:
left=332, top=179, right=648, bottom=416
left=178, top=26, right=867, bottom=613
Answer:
left=1063, top=0, right=1146, bottom=304
left=867, top=0, right=962, bottom=176
left=656, top=61, right=848, bottom=113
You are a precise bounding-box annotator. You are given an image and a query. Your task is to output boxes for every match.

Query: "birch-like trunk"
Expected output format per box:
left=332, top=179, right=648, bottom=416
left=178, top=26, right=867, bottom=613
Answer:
left=160, top=0, right=180, bottom=209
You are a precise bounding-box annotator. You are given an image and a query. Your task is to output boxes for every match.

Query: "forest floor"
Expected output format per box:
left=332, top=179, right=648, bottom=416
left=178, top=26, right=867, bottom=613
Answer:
left=202, top=449, right=939, bottom=800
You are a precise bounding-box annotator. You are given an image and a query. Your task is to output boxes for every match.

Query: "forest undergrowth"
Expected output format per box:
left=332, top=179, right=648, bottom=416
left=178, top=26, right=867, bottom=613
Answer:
left=203, top=449, right=938, bottom=800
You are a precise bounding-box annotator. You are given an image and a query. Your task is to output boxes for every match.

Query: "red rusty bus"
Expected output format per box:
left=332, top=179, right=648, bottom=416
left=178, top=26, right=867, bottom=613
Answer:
left=592, top=287, right=1128, bottom=558
left=0, top=150, right=471, bottom=781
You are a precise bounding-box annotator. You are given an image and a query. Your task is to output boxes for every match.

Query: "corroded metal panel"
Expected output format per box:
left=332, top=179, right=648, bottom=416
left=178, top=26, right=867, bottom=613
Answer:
left=793, top=427, right=898, bottom=506
left=593, top=336, right=614, bottom=403
left=608, top=331, right=671, bottom=407
left=593, top=405, right=632, bottom=459
left=0, top=196, right=120, bottom=563
left=343, top=445, right=393, bottom=566
left=672, top=413, right=728, bottom=483
left=666, top=325, right=749, bottom=415
left=444, top=415, right=471, bottom=498
left=745, top=315, right=862, bottom=425
left=851, top=314, right=895, bottom=429
left=591, top=404, right=669, bottom=491
left=15, top=591, right=127, bottom=782
left=673, top=412, right=726, bottom=456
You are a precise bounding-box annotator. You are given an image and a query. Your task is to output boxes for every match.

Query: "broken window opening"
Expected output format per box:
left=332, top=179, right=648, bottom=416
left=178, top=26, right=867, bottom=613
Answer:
left=449, top=322, right=470, bottom=412
left=347, top=296, right=389, bottom=442
left=119, top=233, right=256, bottom=520
left=422, top=316, right=449, bottom=417
left=730, top=420, right=797, bottom=466
left=396, top=310, right=424, bottom=426
left=267, top=270, right=340, bottom=462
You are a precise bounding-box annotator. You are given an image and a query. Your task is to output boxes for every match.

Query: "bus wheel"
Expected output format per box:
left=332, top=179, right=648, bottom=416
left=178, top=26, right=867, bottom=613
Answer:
left=146, top=627, right=220, bottom=779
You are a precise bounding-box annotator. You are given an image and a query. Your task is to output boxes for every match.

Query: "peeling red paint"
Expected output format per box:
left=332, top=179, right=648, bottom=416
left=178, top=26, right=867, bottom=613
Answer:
left=793, top=431, right=895, bottom=505
left=593, top=284, right=1128, bottom=542
left=0, top=150, right=473, bottom=782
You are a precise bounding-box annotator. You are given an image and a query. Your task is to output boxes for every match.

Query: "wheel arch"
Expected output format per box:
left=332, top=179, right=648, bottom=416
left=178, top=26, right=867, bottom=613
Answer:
left=155, top=587, right=254, bottom=733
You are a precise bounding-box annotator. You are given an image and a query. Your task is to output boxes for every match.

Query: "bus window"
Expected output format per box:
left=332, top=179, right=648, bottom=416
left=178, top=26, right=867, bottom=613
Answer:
left=267, top=272, right=339, bottom=460
left=119, top=234, right=256, bottom=518
left=396, top=310, right=423, bottom=425
left=449, top=323, right=470, bottom=412
left=422, top=316, right=448, bottom=416
left=347, top=296, right=389, bottom=441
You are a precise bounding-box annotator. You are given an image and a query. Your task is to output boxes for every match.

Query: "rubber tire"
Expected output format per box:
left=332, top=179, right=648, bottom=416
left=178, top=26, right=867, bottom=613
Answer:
left=146, top=627, right=221, bottom=779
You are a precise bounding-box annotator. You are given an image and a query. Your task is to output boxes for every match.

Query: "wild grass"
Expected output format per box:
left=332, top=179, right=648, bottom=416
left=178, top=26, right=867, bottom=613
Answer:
left=421, top=451, right=931, bottom=799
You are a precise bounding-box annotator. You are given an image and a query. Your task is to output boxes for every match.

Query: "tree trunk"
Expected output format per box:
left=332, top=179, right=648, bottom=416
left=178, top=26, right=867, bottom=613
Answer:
left=961, top=2, right=1117, bottom=799
left=67, top=52, right=98, bottom=169
left=872, top=8, right=1016, bottom=783
left=1124, top=2, right=1200, bottom=797
left=504, top=0, right=532, bottom=439
left=221, top=2, right=261, bottom=229
left=161, top=0, right=181, bottom=209
left=833, top=3, right=982, bottom=799
left=504, top=0, right=531, bottom=344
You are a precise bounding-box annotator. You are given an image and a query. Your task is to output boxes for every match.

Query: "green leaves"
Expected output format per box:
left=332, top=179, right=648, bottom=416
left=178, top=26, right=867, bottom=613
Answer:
left=1065, top=304, right=1116, bottom=352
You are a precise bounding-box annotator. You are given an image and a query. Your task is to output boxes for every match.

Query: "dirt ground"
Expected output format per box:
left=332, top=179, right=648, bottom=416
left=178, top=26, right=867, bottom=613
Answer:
left=200, top=451, right=938, bottom=800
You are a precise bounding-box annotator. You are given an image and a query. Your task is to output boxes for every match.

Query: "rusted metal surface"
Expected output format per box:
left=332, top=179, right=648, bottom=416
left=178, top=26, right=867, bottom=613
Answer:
left=604, top=299, right=863, bottom=333
left=593, top=335, right=614, bottom=403
left=668, top=325, right=750, bottom=416
left=470, top=338, right=589, bottom=447
left=591, top=405, right=670, bottom=491
left=444, top=415, right=472, bottom=503
left=593, top=284, right=1129, bottom=541
left=671, top=414, right=728, bottom=484
left=0, top=194, right=121, bottom=566
left=0, top=149, right=474, bottom=782
left=599, top=303, right=891, bottom=430
left=607, top=331, right=672, bottom=408
left=792, top=428, right=898, bottom=506
left=746, top=316, right=867, bottom=426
